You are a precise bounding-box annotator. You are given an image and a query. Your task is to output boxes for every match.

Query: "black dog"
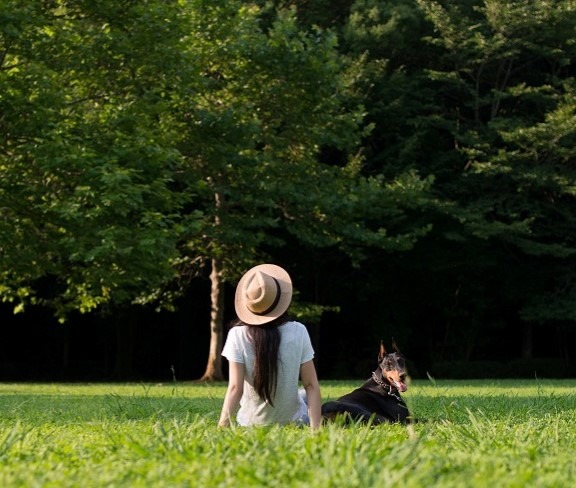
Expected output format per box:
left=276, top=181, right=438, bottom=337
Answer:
left=322, top=340, right=410, bottom=425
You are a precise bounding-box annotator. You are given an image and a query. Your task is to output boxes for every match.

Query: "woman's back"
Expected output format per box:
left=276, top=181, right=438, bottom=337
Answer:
left=218, top=264, right=321, bottom=429
left=222, top=321, right=314, bottom=425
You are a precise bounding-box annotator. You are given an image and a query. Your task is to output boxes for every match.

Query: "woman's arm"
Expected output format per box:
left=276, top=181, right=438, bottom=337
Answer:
left=218, top=361, right=244, bottom=427
left=300, top=359, right=322, bottom=430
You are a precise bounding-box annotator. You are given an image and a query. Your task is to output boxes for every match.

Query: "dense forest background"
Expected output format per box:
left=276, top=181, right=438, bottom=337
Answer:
left=2, top=0, right=575, bottom=381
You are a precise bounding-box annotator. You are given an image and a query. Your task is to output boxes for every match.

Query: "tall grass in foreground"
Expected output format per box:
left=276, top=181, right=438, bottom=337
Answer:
left=0, top=379, right=575, bottom=487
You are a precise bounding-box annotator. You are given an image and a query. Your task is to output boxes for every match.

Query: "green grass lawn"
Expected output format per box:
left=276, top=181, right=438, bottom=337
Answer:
left=1, top=379, right=575, bottom=487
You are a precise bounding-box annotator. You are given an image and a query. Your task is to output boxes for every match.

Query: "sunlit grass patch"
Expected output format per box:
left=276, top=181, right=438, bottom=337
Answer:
left=0, top=380, right=575, bottom=487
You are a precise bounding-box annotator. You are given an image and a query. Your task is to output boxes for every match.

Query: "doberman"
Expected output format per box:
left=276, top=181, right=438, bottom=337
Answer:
left=322, top=340, right=411, bottom=425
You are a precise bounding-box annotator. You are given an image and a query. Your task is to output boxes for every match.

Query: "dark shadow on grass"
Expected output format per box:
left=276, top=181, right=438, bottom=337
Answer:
left=0, top=393, right=221, bottom=422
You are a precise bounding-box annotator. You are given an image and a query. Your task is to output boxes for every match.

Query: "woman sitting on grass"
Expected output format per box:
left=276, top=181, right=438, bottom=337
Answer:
left=218, top=264, right=322, bottom=430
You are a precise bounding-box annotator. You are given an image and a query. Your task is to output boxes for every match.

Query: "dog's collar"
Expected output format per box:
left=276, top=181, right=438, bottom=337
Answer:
left=372, top=371, right=402, bottom=401
left=371, top=371, right=390, bottom=390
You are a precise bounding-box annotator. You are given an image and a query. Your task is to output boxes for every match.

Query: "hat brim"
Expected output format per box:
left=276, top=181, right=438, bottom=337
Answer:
left=234, top=264, right=293, bottom=325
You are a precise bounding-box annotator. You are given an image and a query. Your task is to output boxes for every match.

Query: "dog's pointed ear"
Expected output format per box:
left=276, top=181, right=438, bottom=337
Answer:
left=378, top=340, right=387, bottom=362
left=392, top=337, right=401, bottom=353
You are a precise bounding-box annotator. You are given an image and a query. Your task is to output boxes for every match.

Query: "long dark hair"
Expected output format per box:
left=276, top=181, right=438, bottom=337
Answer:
left=230, top=314, right=290, bottom=407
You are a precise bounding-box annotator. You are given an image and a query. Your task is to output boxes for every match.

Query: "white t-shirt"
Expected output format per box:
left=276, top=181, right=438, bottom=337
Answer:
left=221, top=321, right=314, bottom=426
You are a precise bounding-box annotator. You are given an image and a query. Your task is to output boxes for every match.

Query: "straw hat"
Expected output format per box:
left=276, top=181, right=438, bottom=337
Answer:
left=234, top=264, right=293, bottom=325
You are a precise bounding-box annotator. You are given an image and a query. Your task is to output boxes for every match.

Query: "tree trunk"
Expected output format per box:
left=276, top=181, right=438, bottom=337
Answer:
left=199, top=257, right=225, bottom=381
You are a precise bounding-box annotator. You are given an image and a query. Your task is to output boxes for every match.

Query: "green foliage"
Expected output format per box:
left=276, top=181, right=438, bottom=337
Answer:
left=0, top=1, right=199, bottom=317
left=4, top=1, right=424, bottom=319
left=337, top=0, right=576, bottom=340
left=1, top=381, right=576, bottom=486
left=4, top=0, right=576, bottom=366
left=416, top=0, right=576, bottom=325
